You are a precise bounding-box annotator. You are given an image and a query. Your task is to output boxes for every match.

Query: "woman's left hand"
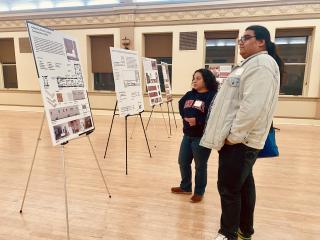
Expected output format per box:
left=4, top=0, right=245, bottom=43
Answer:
left=184, top=117, right=196, bottom=126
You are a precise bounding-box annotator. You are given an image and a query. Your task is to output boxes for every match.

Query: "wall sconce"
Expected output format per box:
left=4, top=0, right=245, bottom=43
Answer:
left=121, top=36, right=130, bottom=49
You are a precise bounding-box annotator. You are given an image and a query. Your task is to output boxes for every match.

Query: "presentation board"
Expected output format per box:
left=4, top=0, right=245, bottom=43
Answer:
left=27, top=21, right=94, bottom=146
left=161, top=62, right=172, bottom=102
left=208, top=64, right=232, bottom=87
left=142, top=57, right=163, bottom=106
left=109, top=47, right=144, bottom=117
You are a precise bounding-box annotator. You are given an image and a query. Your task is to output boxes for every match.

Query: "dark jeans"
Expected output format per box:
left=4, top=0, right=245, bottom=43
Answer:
left=178, top=135, right=211, bottom=195
left=217, top=143, right=259, bottom=240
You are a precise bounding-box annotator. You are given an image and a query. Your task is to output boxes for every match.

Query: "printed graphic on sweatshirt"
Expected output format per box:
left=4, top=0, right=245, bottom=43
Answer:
left=184, top=99, right=205, bottom=113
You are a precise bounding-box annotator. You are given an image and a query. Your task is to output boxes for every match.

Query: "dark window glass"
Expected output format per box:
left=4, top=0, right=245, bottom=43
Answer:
left=94, top=73, right=114, bottom=91
left=205, top=39, right=236, bottom=64
left=2, top=64, right=18, bottom=88
left=276, top=37, right=308, bottom=95
left=280, top=65, right=305, bottom=95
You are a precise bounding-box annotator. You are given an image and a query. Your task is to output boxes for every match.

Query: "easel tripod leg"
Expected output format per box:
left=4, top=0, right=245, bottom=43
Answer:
left=170, top=101, right=177, bottom=129
left=125, top=116, right=128, bottom=175
left=61, top=145, right=70, bottom=240
left=167, top=102, right=172, bottom=135
left=129, top=115, right=138, bottom=139
left=145, top=106, right=154, bottom=131
left=139, top=113, right=152, bottom=158
left=160, top=104, right=170, bottom=137
left=104, top=101, right=118, bottom=159
left=20, top=113, right=45, bottom=213
left=87, top=135, right=112, bottom=198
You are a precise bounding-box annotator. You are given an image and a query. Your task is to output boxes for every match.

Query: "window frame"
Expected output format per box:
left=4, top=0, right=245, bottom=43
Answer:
left=89, top=34, right=115, bottom=92
left=204, top=38, right=237, bottom=66
left=275, top=29, right=313, bottom=96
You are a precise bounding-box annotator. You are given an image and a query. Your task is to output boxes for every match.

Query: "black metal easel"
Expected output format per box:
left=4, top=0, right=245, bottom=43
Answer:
left=103, top=101, right=152, bottom=175
left=165, top=99, right=177, bottom=135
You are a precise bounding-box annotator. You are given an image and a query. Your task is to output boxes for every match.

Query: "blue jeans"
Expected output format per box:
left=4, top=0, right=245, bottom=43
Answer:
left=178, top=135, right=212, bottom=195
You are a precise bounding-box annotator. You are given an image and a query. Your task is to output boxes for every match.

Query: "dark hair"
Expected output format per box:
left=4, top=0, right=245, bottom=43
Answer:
left=193, top=68, right=218, bottom=92
left=246, top=25, right=284, bottom=84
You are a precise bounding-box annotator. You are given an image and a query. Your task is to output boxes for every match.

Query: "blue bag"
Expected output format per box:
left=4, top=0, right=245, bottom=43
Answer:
left=258, top=127, right=279, bottom=158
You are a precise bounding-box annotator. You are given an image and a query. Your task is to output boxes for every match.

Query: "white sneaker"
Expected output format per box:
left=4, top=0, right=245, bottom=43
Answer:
left=215, top=233, right=228, bottom=240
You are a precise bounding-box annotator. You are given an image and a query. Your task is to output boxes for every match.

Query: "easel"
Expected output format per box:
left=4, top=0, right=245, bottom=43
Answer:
left=103, top=101, right=152, bottom=175
left=145, top=103, right=170, bottom=137
left=165, top=99, right=177, bottom=136
left=130, top=100, right=177, bottom=139
left=19, top=112, right=111, bottom=240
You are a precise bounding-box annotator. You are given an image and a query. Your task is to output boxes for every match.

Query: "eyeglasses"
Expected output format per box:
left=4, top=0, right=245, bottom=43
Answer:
left=238, top=35, right=256, bottom=44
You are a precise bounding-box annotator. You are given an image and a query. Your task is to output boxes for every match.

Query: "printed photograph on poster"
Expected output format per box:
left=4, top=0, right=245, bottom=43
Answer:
left=72, top=90, right=86, bottom=100
left=64, top=38, right=79, bottom=61
left=208, top=64, right=232, bottom=87
left=56, top=93, right=64, bottom=102
left=42, top=76, right=49, bottom=88
left=26, top=21, right=95, bottom=145
left=49, top=105, right=80, bottom=121
left=53, top=123, right=70, bottom=141
left=161, top=62, right=173, bottom=102
left=143, top=57, right=163, bottom=106
left=68, top=119, right=81, bottom=134
left=84, top=116, right=93, bottom=129
left=110, top=47, right=144, bottom=117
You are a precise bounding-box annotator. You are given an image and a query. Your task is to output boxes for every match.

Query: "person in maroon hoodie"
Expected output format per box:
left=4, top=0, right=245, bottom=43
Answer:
left=171, top=68, right=218, bottom=203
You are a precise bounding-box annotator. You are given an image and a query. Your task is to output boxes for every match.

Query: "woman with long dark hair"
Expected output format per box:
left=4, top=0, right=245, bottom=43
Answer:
left=201, top=25, right=283, bottom=239
left=171, top=68, right=218, bottom=203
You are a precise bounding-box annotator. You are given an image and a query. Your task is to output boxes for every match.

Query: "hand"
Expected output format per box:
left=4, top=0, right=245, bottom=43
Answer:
left=225, top=139, right=234, bottom=145
left=184, top=117, right=196, bottom=126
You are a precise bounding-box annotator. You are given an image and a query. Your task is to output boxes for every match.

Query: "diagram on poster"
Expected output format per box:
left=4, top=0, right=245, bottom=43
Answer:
left=109, top=47, right=144, bottom=117
left=208, top=64, right=232, bottom=88
left=26, top=21, right=94, bottom=146
left=142, top=58, right=163, bottom=106
left=161, top=62, right=172, bottom=102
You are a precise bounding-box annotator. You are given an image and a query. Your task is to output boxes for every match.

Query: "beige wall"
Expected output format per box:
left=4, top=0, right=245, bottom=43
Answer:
left=0, top=3, right=320, bottom=119
left=0, top=89, right=318, bottom=119
left=135, top=19, right=320, bottom=98
left=135, top=25, right=206, bottom=94
left=0, top=28, right=120, bottom=91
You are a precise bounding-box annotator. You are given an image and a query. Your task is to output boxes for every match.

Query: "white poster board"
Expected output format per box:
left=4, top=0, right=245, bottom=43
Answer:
left=27, top=21, right=94, bottom=146
left=110, top=47, right=144, bottom=117
left=161, top=62, right=172, bottom=102
left=142, top=57, right=163, bottom=106
left=208, top=64, right=232, bottom=87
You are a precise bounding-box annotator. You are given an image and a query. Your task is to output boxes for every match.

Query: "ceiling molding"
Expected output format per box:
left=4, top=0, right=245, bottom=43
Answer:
left=0, top=2, right=319, bottom=32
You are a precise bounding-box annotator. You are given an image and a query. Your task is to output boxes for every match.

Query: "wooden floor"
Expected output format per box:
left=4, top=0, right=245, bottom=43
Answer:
left=0, top=110, right=319, bottom=240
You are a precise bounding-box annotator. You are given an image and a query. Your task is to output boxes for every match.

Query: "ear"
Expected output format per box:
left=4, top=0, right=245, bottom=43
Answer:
left=257, top=39, right=266, bottom=49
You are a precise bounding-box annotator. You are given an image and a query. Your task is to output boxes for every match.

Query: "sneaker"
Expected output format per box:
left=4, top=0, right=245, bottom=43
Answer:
left=190, top=194, right=203, bottom=203
left=237, top=230, right=252, bottom=240
left=171, top=187, right=192, bottom=195
left=215, top=233, right=228, bottom=240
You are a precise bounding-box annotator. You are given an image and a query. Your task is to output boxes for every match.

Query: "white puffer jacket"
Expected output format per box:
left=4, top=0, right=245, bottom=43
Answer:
left=200, top=51, right=280, bottom=151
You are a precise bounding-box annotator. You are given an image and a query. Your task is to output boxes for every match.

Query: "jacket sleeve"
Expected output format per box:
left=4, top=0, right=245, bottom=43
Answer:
left=227, top=65, right=277, bottom=144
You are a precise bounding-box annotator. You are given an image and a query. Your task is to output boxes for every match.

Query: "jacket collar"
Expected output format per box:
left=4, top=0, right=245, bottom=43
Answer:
left=238, top=51, right=268, bottom=67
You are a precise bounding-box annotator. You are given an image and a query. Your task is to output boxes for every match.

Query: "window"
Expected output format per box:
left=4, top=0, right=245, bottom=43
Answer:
left=0, top=0, right=120, bottom=12
left=90, top=35, right=114, bottom=91
left=205, top=31, right=238, bottom=67
left=275, top=28, right=313, bottom=95
left=0, top=38, right=18, bottom=88
left=144, top=33, right=172, bottom=92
